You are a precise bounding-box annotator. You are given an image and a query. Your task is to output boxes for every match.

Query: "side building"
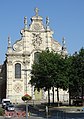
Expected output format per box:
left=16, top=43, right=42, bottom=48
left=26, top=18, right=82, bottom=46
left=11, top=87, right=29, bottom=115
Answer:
left=0, top=64, right=6, bottom=102
left=1, top=8, right=68, bottom=103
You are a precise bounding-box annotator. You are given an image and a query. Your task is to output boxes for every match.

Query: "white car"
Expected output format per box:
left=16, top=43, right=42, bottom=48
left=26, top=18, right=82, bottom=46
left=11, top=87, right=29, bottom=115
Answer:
left=2, top=99, right=10, bottom=108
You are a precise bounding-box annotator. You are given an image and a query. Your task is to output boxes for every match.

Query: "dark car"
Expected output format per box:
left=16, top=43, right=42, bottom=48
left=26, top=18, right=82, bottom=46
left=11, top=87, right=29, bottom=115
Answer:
left=73, top=99, right=83, bottom=106
left=6, top=104, right=15, bottom=111
left=4, top=102, right=12, bottom=109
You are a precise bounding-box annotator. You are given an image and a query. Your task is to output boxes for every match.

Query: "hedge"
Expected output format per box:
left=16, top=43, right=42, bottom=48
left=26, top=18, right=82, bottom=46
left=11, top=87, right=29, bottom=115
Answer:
left=0, top=107, right=4, bottom=116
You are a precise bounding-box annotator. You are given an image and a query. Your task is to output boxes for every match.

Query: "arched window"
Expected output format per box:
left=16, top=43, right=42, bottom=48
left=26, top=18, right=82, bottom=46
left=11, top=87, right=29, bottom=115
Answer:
left=15, top=63, right=21, bottom=78
left=34, top=52, right=40, bottom=63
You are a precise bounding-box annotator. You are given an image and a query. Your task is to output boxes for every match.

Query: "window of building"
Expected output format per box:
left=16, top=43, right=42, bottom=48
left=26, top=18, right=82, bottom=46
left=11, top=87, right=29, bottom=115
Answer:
left=34, top=52, right=40, bottom=63
left=15, top=63, right=21, bottom=78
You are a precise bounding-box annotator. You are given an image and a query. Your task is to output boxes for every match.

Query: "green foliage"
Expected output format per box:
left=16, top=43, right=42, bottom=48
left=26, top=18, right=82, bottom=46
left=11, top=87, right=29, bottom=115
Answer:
left=0, top=107, right=4, bottom=116
left=67, top=48, right=84, bottom=98
left=30, top=50, right=68, bottom=91
left=51, top=54, right=68, bottom=90
left=30, top=47, right=84, bottom=103
left=31, top=50, right=54, bottom=91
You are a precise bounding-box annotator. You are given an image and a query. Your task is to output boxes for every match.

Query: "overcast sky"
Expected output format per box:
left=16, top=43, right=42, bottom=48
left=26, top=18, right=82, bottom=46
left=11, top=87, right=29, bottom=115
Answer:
left=0, top=0, right=84, bottom=64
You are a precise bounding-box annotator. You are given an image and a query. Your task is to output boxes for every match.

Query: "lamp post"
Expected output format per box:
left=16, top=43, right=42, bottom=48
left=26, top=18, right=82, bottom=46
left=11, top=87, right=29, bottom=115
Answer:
left=26, top=101, right=28, bottom=119
left=22, top=69, right=30, bottom=119
left=22, top=69, right=29, bottom=94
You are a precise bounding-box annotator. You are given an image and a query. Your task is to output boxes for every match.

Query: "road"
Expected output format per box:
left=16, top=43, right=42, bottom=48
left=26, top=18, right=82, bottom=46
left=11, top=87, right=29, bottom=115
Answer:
left=1, top=112, right=84, bottom=119
left=1, top=103, right=84, bottom=119
left=1, top=113, right=84, bottom=119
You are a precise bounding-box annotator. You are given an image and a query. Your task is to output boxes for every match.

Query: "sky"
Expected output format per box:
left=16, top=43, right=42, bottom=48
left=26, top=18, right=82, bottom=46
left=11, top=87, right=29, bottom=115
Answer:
left=0, top=0, right=84, bottom=64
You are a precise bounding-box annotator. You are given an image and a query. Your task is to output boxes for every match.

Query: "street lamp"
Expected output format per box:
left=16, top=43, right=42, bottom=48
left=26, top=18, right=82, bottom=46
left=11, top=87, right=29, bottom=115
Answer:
left=22, top=69, right=31, bottom=119
left=22, top=69, right=29, bottom=94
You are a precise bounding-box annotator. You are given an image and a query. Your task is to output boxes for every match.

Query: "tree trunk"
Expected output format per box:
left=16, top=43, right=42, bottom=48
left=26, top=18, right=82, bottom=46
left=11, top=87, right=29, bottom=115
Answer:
left=52, top=86, right=54, bottom=104
left=69, top=86, right=71, bottom=106
left=48, top=88, right=50, bottom=105
left=57, top=87, right=59, bottom=102
left=69, top=92, right=71, bottom=106
left=82, top=86, right=84, bottom=106
left=57, top=86, right=59, bottom=106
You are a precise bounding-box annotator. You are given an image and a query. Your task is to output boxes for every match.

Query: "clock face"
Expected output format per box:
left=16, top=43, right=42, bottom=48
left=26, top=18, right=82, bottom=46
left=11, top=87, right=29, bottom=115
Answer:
left=13, top=83, right=22, bottom=93
left=33, top=23, right=41, bottom=30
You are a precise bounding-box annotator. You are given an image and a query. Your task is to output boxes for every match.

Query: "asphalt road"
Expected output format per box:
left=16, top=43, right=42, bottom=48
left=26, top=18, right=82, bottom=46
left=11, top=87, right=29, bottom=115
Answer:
left=1, top=103, right=84, bottom=119
left=1, top=112, right=84, bottom=119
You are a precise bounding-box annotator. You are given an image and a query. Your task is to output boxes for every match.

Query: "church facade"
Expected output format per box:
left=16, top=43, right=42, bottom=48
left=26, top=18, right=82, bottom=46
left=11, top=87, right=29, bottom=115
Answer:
left=2, top=8, right=68, bottom=103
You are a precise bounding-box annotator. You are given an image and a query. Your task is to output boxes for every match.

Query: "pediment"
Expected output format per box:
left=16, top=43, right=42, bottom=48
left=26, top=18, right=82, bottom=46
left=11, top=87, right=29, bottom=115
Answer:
left=29, top=21, right=45, bottom=31
left=13, top=39, right=23, bottom=52
left=51, top=39, right=62, bottom=52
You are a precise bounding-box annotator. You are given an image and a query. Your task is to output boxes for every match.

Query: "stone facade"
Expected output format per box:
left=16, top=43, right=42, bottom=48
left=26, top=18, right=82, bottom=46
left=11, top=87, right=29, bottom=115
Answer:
left=2, top=8, right=68, bottom=103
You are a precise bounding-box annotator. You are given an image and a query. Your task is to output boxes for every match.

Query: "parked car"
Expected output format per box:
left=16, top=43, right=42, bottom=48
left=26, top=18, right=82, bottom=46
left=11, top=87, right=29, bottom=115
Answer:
left=6, top=104, right=15, bottom=111
left=2, top=99, right=10, bottom=108
left=4, top=102, right=12, bottom=109
left=73, top=100, right=83, bottom=106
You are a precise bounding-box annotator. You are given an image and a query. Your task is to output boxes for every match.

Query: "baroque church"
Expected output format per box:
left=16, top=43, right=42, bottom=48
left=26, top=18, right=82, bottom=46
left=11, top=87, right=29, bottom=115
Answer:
left=0, top=8, right=68, bottom=103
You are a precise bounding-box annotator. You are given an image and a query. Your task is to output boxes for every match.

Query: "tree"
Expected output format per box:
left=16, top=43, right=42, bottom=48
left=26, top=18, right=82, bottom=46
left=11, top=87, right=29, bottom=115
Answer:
left=78, top=48, right=84, bottom=105
left=30, top=50, right=68, bottom=104
left=67, top=48, right=84, bottom=105
left=66, top=55, right=77, bottom=105
left=45, top=52, right=68, bottom=103
left=30, top=50, right=54, bottom=104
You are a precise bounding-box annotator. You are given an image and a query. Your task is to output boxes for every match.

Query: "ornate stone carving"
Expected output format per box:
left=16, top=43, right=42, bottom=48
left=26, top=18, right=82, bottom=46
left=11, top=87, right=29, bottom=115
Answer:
left=35, top=8, right=39, bottom=16
left=33, top=23, right=42, bottom=31
left=7, top=60, right=12, bottom=64
left=13, top=40, right=23, bottom=52
left=32, top=33, right=42, bottom=48
left=13, top=83, right=22, bottom=93
left=52, top=39, right=61, bottom=52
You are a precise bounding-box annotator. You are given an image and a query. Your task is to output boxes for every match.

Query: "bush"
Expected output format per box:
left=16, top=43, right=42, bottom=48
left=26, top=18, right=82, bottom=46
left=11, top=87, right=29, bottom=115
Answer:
left=0, top=108, right=4, bottom=116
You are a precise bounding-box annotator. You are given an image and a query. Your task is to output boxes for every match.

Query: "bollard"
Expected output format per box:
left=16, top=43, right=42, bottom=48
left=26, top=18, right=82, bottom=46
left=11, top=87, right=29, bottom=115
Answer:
left=46, top=106, right=48, bottom=119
